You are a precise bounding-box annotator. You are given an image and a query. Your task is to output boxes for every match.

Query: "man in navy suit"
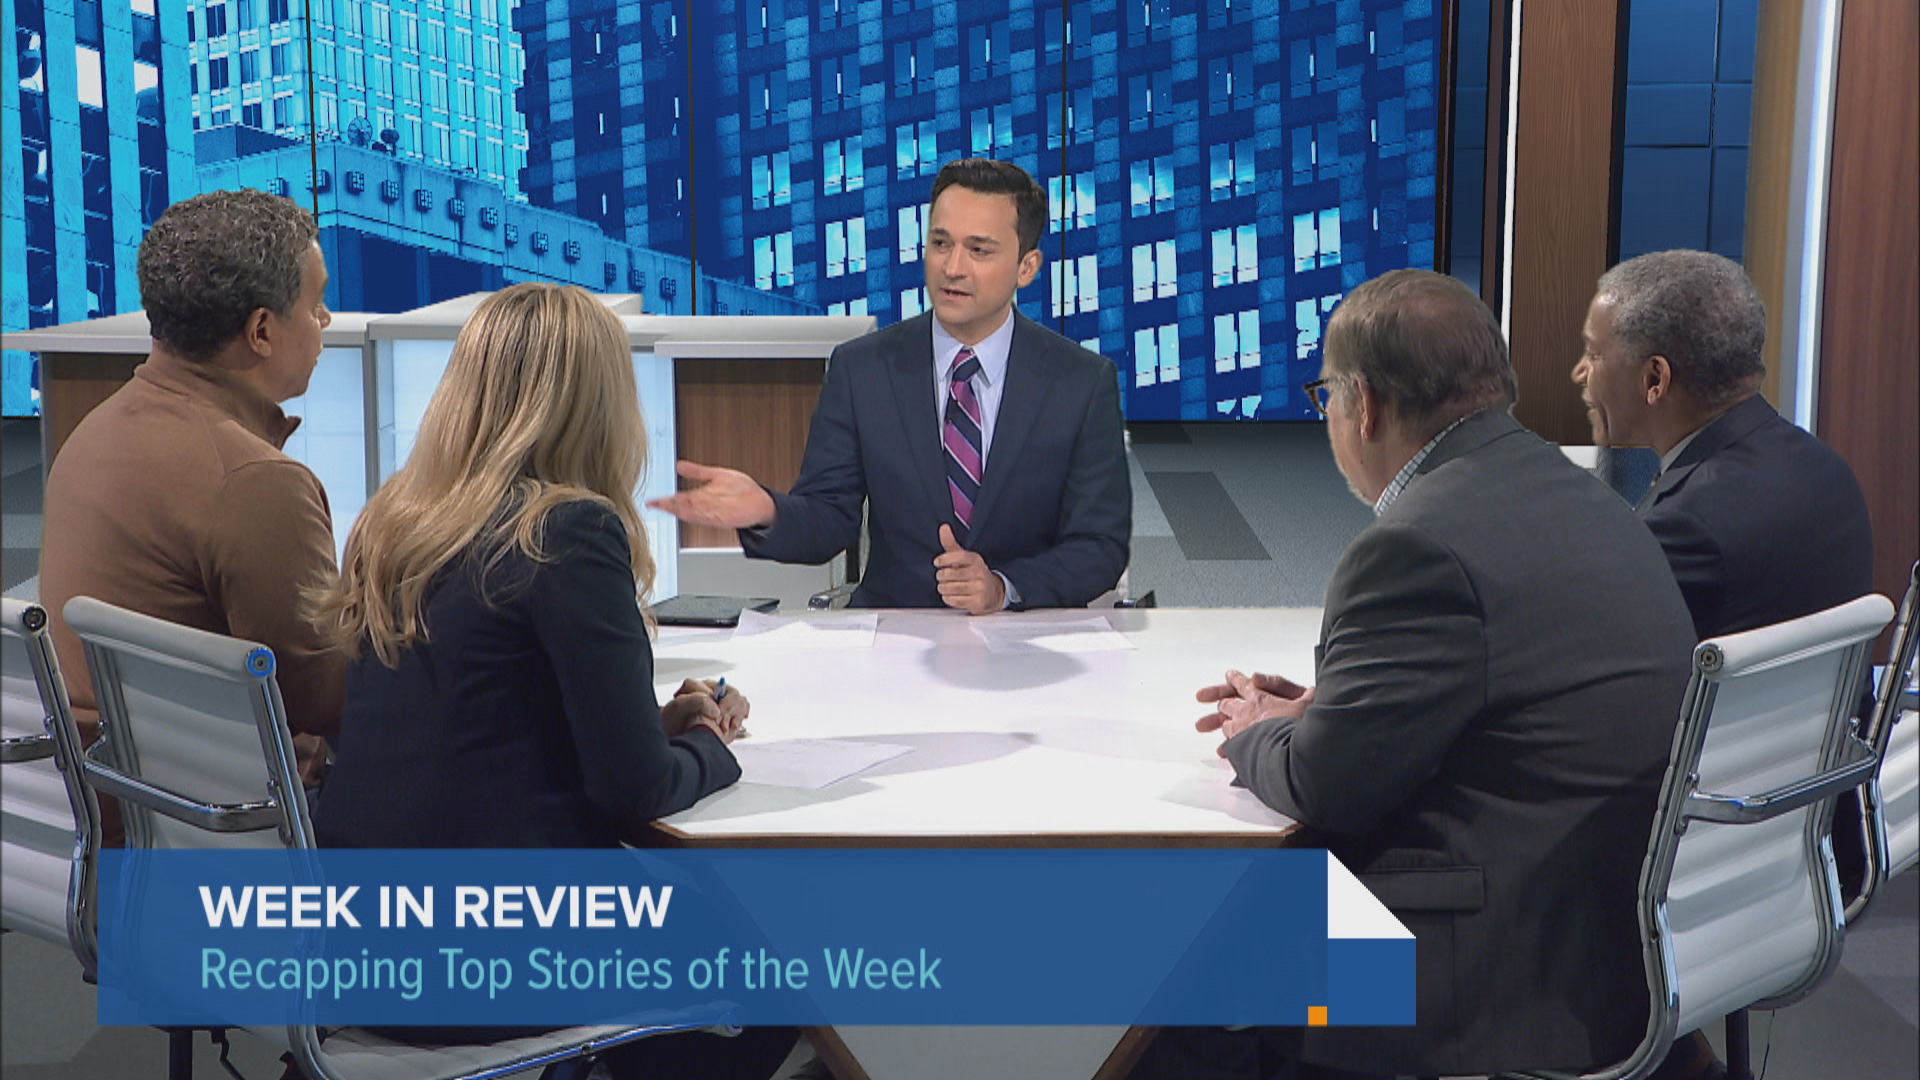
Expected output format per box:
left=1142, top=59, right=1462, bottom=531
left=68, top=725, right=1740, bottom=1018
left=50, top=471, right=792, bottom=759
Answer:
left=652, top=158, right=1130, bottom=612
left=1573, top=249, right=1873, bottom=1080
left=1574, top=249, right=1873, bottom=642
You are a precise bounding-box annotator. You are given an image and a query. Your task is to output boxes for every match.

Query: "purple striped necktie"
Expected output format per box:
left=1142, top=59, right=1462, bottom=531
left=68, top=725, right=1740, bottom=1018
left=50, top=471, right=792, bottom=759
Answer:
left=943, top=347, right=985, bottom=540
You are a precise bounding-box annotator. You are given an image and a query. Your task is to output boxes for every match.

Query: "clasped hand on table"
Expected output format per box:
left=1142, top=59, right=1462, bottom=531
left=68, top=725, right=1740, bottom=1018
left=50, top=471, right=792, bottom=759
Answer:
left=1195, top=670, right=1315, bottom=753
left=661, top=677, right=751, bottom=745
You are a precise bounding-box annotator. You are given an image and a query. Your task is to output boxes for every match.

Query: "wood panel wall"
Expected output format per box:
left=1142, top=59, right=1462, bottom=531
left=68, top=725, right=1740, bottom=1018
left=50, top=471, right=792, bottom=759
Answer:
left=673, top=358, right=827, bottom=549
left=38, top=353, right=144, bottom=474
left=1505, top=0, right=1625, bottom=445
left=1817, top=1, right=1920, bottom=623
left=1744, top=0, right=1806, bottom=408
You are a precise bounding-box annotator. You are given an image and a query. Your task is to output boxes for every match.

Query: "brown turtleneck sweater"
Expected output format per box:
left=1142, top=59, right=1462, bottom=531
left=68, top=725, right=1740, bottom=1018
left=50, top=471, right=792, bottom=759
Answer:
left=39, top=350, right=345, bottom=798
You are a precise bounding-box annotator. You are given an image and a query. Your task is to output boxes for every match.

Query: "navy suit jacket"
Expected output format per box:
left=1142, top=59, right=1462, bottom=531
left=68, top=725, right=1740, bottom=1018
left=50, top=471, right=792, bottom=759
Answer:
left=315, top=502, right=740, bottom=849
left=742, top=310, right=1130, bottom=608
left=1639, top=395, right=1873, bottom=640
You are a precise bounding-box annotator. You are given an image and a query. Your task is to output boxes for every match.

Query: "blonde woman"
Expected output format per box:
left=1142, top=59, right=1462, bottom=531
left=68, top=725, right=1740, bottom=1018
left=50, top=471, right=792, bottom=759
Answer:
left=306, top=284, right=796, bottom=1075
left=310, top=280, right=747, bottom=848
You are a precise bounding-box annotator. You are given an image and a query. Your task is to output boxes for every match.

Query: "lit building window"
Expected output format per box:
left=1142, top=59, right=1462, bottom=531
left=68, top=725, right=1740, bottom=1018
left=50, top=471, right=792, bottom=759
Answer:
left=1130, top=156, right=1175, bottom=218
left=1210, top=139, right=1255, bottom=202
left=1048, top=173, right=1095, bottom=232
left=1213, top=309, right=1260, bottom=373
left=970, top=104, right=1012, bottom=156
left=754, top=231, right=795, bottom=289
left=1131, top=240, right=1177, bottom=302
left=897, top=203, right=928, bottom=263
left=1295, top=294, right=1340, bottom=361
left=895, top=121, right=937, bottom=180
left=1133, top=323, right=1180, bottom=388
left=825, top=217, right=866, bottom=278
left=1211, top=225, right=1258, bottom=285
left=1292, top=209, right=1341, bottom=272
left=823, top=136, right=865, bottom=195
left=752, top=152, right=792, bottom=210
left=1050, top=254, right=1098, bottom=317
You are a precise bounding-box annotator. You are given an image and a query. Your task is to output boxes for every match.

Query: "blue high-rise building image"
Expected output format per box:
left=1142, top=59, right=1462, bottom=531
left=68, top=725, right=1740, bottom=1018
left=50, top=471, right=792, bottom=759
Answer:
left=5, top=0, right=1437, bottom=420
left=512, top=0, right=1438, bottom=421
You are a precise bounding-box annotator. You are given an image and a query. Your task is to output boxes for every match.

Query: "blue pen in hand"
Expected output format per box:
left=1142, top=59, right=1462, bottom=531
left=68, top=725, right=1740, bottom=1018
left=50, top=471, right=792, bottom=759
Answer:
left=712, top=677, right=748, bottom=738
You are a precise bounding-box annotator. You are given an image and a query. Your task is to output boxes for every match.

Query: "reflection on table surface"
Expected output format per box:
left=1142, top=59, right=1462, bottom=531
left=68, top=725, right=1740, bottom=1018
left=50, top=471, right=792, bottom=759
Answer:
left=653, top=608, right=1318, bottom=844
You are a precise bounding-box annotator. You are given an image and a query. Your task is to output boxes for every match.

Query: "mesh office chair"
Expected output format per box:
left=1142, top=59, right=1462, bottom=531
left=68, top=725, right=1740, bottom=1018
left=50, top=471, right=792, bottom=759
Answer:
left=63, top=596, right=721, bottom=1080
left=1, top=597, right=99, bottom=977
left=1847, top=561, right=1920, bottom=925
left=1506, top=593, right=1893, bottom=1080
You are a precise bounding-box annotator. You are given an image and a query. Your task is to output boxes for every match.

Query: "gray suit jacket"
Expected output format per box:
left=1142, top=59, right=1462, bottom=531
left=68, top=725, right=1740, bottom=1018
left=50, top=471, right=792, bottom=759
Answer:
left=1223, top=411, right=1697, bottom=1076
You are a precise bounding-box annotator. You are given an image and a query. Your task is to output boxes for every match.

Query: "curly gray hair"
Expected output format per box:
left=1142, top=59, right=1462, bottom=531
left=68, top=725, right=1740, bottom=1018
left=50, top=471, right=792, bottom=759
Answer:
left=1596, top=251, right=1765, bottom=408
left=136, top=190, right=319, bottom=361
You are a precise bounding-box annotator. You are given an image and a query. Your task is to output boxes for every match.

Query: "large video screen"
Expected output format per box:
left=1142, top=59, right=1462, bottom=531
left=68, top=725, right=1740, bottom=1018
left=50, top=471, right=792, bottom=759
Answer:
left=3, top=0, right=1441, bottom=421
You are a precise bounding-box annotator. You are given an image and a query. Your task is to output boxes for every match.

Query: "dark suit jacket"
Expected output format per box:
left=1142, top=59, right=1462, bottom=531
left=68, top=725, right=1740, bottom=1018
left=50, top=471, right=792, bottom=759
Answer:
left=315, top=501, right=740, bottom=849
left=1639, top=395, right=1873, bottom=640
left=741, top=310, right=1130, bottom=608
left=1222, top=412, right=1698, bottom=1077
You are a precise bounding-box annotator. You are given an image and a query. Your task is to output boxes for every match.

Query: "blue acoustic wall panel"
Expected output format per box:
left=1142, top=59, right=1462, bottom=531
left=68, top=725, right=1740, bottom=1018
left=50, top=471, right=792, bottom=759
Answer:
left=1618, top=0, right=1758, bottom=264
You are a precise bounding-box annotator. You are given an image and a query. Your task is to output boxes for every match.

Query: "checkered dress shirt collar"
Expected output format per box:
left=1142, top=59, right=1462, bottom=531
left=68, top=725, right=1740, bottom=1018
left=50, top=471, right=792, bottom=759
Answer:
left=1372, top=410, right=1480, bottom=517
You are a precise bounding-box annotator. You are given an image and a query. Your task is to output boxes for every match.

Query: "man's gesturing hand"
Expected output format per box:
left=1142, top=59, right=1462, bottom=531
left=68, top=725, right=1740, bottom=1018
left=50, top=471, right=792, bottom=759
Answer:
left=934, top=524, right=1006, bottom=615
left=646, top=461, right=776, bottom=530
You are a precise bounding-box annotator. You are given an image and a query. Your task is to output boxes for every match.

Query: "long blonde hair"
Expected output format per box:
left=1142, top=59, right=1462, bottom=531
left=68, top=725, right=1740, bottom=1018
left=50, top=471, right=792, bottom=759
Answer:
left=311, top=283, right=655, bottom=666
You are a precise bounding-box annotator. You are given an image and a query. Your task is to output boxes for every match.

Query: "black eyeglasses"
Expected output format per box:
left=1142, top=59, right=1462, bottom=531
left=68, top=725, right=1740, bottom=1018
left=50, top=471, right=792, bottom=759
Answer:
left=1303, top=378, right=1336, bottom=416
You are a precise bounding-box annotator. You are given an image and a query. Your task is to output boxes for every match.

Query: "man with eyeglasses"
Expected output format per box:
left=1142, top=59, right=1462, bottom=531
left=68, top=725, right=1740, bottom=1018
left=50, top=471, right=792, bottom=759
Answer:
left=1153, top=270, right=1696, bottom=1080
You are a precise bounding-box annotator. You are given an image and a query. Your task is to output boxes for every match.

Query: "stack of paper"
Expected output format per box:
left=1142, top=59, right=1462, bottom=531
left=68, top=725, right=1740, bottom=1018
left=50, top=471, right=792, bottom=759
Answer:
left=730, top=739, right=914, bottom=790
left=970, top=615, right=1136, bottom=654
left=730, top=610, right=880, bottom=650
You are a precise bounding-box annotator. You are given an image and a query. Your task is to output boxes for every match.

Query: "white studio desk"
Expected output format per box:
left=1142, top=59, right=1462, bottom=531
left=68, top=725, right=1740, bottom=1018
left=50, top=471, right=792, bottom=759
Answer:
left=648, top=607, right=1315, bottom=1080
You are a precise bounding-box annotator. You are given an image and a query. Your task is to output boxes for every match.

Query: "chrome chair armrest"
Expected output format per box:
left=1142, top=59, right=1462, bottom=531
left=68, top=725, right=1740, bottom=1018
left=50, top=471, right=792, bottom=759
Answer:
left=1684, top=733, right=1879, bottom=825
left=81, top=742, right=281, bottom=834
left=807, top=583, right=859, bottom=611
left=0, top=731, right=56, bottom=763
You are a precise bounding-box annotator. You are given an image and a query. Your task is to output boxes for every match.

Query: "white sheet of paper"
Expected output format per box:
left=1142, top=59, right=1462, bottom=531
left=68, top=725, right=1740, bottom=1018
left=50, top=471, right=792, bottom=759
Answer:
left=730, top=609, right=879, bottom=649
left=730, top=738, right=913, bottom=790
left=971, top=615, right=1136, bottom=654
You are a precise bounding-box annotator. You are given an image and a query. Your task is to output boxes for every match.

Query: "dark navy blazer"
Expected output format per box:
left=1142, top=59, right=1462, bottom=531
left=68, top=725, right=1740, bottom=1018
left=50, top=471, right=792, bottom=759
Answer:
left=316, top=501, right=739, bottom=849
left=1640, top=394, right=1874, bottom=640
left=742, top=310, right=1130, bottom=609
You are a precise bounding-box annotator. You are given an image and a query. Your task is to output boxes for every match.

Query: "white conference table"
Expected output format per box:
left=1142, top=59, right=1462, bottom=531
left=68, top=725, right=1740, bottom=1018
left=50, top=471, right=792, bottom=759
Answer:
left=648, top=607, right=1317, bottom=1080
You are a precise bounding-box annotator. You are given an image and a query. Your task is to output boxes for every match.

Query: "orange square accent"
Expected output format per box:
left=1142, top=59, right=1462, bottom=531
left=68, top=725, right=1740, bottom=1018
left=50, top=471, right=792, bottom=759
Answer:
left=1307, top=1006, right=1329, bottom=1027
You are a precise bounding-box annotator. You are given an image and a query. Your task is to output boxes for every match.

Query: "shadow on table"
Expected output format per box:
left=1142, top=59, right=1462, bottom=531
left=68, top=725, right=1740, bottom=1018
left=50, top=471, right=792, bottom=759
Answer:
left=673, top=732, right=1036, bottom=827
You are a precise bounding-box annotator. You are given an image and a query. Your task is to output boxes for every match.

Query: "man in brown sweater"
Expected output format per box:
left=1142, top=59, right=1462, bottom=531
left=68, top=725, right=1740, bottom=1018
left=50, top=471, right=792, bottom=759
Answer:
left=39, top=190, right=345, bottom=800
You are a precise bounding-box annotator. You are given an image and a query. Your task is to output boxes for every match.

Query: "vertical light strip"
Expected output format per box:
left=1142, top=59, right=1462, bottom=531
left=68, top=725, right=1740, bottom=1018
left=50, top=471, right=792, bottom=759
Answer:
left=1794, top=0, right=1843, bottom=432
left=1499, top=0, right=1524, bottom=333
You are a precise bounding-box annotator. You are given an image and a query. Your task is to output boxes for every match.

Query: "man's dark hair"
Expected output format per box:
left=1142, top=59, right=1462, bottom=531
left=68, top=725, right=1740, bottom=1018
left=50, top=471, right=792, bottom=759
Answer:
left=136, top=189, right=319, bottom=361
left=1596, top=250, right=1766, bottom=408
left=928, top=158, right=1047, bottom=254
left=1324, top=269, right=1518, bottom=439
